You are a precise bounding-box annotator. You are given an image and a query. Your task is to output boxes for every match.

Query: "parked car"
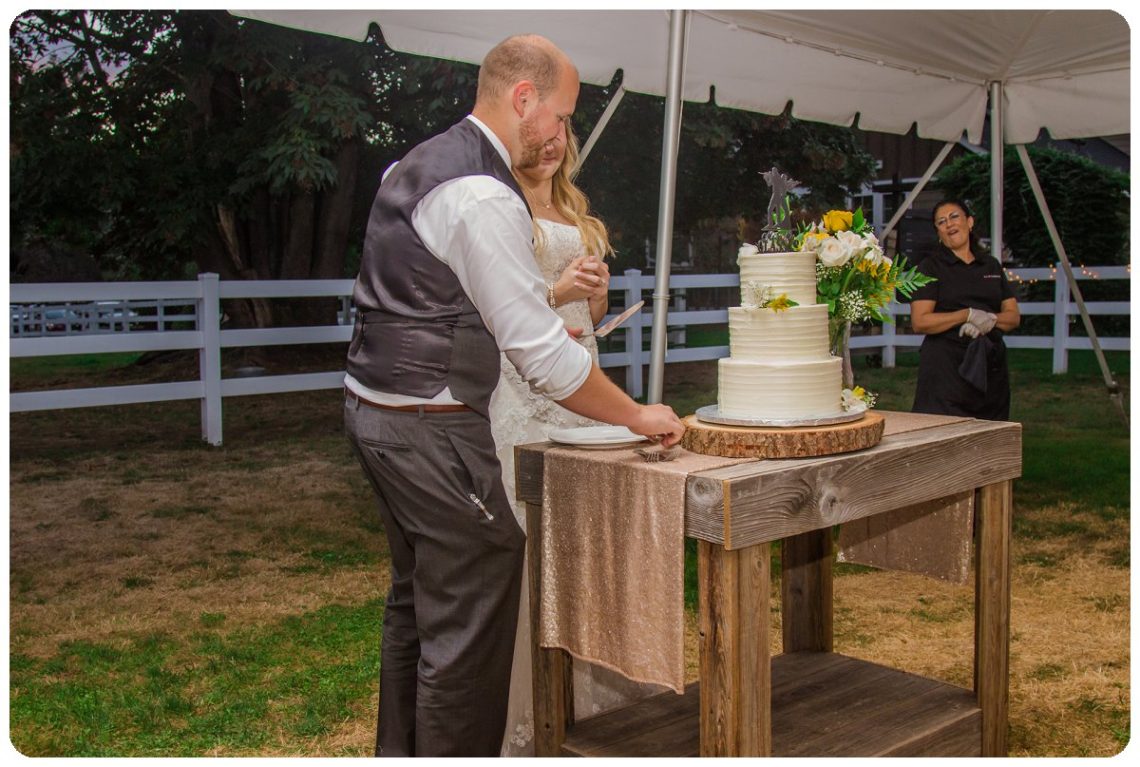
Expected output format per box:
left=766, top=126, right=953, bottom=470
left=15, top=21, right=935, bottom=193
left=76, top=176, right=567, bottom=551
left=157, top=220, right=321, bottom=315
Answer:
left=9, top=303, right=139, bottom=335
left=43, top=308, right=87, bottom=332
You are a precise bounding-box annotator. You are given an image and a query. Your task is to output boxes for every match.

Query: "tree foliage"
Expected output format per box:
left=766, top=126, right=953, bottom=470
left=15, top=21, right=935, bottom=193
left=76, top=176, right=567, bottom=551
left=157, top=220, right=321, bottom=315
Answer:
left=11, top=9, right=878, bottom=300
left=935, top=145, right=1130, bottom=337
left=934, top=146, right=1130, bottom=268
left=12, top=10, right=381, bottom=299
left=569, top=89, right=878, bottom=271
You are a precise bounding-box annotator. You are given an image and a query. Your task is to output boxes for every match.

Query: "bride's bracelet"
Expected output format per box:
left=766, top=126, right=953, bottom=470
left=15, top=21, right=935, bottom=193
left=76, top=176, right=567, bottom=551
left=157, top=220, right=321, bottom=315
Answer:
left=547, top=282, right=557, bottom=309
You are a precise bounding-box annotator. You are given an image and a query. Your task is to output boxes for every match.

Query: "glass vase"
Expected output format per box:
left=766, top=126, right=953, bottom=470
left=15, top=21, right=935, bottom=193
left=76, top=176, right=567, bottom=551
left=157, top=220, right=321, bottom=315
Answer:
left=828, top=316, right=855, bottom=390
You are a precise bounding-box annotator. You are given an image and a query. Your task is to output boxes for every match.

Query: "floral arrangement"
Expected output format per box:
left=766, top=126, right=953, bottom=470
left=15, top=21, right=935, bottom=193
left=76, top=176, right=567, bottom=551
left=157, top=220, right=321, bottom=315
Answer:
left=841, top=385, right=876, bottom=412
left=795, top=208, right=934, bottom=324
left=740, top=277, right=798, bottom=313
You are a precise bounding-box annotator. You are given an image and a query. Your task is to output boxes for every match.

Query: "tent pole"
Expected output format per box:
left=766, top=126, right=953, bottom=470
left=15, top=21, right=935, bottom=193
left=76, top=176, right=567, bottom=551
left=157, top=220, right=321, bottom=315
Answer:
left=989, top=81, right=1003, bottom=264
left=575, top=85, right=626, bottom=171
left=880, top=141, right=957, bottom=240
left=1014, top=145, right=1128, bottom=428
left=646, top=9, right=688, bottom=404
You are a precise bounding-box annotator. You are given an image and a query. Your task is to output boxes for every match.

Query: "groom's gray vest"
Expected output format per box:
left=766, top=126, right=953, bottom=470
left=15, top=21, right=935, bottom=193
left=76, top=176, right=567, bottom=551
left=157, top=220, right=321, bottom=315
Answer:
left=347, top=120, right=530, bottom=418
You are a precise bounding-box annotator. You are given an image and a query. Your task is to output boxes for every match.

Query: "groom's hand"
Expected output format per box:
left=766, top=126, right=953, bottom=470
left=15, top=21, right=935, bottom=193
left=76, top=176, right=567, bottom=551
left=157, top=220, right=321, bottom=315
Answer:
left=630, top=403, right=686, bottom=448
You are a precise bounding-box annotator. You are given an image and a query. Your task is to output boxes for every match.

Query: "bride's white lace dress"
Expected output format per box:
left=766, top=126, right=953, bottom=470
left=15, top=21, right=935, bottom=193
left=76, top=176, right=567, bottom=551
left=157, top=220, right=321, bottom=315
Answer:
left=492, top=220, right=659, bottom=756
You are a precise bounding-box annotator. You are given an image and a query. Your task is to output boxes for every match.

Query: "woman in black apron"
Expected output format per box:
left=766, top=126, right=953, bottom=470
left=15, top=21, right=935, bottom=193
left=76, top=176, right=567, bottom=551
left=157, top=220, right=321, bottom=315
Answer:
left=910, top=198, right=1021, bottom=420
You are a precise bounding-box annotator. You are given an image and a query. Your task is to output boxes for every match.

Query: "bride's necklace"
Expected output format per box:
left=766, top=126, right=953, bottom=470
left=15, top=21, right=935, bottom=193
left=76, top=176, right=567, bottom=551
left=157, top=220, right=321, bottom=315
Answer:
left=526, top=188, right=553, bottom=209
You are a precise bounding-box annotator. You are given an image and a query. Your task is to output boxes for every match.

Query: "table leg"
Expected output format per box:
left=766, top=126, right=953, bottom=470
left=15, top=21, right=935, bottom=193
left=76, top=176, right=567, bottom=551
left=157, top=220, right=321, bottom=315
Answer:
left=780, top=528, right=834, bottom=653
left=974, top=481, right=1012, bottom=756
left=526, top=501, right=573, bottom=756
left=698, top=540, right=771, bottom=756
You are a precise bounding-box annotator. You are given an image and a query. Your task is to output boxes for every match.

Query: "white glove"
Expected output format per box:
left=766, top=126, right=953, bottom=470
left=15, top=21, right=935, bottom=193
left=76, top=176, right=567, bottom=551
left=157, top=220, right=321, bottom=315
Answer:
left=967, top=307, right=997, bottom=335
left=959, top=321, right=982, bottom=339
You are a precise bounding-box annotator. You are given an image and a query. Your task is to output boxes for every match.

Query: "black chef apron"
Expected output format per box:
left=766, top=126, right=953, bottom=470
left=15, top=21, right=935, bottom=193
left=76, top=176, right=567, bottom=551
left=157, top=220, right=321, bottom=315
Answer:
left=913, top=329, right=1010, bottom=420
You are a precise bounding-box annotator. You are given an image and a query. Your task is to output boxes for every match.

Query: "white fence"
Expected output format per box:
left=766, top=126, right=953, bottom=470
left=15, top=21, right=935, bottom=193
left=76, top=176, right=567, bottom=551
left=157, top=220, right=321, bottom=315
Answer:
left=9, top=265, right=1129, bottom=444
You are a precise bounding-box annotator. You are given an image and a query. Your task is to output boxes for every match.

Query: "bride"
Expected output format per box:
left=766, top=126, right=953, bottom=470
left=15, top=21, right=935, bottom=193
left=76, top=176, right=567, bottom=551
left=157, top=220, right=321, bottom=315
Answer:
left=492, top=125, right=659, bottom=756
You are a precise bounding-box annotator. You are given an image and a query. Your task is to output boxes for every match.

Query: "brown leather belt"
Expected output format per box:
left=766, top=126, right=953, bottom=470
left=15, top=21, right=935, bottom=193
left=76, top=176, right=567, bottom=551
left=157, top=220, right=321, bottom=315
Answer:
left=345, top=388, right=472, bottom=413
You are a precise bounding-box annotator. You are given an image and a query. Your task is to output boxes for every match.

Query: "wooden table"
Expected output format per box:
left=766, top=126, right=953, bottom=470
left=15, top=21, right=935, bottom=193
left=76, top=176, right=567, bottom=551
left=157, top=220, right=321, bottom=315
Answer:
left=516, top=411, right=1021, bottom=757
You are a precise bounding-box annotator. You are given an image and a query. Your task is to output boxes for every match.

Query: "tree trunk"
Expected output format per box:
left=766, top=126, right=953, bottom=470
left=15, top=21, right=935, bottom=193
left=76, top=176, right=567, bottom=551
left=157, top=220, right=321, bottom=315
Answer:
left=281, top=191, right=316, bottom=279
left=248, top=188, right=274, bottom=280
left=314, top=138, right=360, bottom=280
left=216, top=204, right=275, bottom=328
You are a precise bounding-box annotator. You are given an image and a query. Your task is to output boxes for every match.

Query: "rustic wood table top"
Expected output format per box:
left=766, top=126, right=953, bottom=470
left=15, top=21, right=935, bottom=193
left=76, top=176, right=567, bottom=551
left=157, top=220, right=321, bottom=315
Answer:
left=517, top=410, right=1022, bottom=549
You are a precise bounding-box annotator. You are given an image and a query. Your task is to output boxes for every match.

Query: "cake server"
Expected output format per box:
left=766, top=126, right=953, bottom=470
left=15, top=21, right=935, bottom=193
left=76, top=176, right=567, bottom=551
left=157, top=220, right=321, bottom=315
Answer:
left=593, top=300, right=645, bottom=338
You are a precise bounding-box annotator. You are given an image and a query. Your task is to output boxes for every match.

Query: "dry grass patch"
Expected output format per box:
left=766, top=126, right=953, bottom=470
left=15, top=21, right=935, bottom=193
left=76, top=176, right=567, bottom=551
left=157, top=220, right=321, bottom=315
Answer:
left=10, top=443, right=386, bottom=658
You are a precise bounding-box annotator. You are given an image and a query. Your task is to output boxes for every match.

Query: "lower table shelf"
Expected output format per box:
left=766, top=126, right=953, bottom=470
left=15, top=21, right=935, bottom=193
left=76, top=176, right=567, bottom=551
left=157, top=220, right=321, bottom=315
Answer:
left=561, top=651, right=982, bottom=757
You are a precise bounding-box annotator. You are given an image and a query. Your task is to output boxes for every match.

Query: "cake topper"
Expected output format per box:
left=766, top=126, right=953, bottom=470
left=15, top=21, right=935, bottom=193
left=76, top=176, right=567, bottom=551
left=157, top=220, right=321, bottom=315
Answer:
left=759, top=167, right=799, bottom=252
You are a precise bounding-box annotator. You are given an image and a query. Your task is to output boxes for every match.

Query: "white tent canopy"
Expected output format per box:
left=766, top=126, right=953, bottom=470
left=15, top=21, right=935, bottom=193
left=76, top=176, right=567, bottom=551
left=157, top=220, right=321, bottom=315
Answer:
left=234, top=9, right=1129, bottom=419
left=235, top=9, right=1129, bottom=144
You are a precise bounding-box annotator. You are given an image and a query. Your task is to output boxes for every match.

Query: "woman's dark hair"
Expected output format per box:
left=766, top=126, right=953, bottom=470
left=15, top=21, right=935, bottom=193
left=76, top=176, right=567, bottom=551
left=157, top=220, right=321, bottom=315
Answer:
left=932, top=197, right=987, bottom=256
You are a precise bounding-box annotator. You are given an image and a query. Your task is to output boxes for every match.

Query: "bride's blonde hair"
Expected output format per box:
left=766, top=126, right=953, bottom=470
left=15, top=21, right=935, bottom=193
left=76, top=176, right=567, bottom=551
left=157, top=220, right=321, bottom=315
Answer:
left=531, top=122, right=614, bottom=261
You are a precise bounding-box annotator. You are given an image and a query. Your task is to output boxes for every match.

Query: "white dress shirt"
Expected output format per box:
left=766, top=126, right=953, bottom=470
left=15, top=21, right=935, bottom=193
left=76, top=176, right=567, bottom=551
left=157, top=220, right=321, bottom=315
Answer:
left=345, top=115, right=592, bottom=407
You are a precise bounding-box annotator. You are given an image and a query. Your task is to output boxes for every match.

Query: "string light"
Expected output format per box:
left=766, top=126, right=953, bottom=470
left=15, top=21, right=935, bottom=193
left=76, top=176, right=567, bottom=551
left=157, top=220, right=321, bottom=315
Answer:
left=1003, top=266, right=1120, bottom=284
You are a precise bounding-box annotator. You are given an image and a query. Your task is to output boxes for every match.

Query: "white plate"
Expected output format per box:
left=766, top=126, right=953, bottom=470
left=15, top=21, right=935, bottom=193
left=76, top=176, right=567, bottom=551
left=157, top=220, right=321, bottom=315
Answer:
left=548, top=425, right=649, bottom=447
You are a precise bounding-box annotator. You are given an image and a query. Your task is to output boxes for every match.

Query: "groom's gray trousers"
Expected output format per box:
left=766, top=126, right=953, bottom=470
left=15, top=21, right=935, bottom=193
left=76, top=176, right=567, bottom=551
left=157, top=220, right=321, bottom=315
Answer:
left=344, top=393, right=526, bottom=757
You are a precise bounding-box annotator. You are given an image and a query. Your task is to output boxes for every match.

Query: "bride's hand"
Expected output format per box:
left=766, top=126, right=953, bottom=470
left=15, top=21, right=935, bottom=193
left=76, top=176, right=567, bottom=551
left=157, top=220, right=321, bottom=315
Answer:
left=553, top=256, right=596, bottom=306
left=582, top=257, right=609, bottom=324
left=580, top=257, right=610, bottom=303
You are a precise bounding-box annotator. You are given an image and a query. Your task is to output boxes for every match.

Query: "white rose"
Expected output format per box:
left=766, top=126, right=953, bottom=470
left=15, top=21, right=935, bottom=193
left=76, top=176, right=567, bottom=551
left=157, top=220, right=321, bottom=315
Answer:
left=840, top=388, right=868, bottom=412
left=741, top=280, right=768, bottom=308
left=836, top=229, right=863, bottom=252
left=799, top=227, right=825, bottom=253
left=862, top=241, right=891, bottom=267
left=817, top=237, right=852, bottom=267
left=737, top=243, right=759, bottom=264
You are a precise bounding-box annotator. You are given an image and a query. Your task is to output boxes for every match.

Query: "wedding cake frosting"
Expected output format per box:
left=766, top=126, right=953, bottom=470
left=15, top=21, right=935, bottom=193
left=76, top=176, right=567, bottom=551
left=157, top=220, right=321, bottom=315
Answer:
left=718, top=249, right=843, bottom=419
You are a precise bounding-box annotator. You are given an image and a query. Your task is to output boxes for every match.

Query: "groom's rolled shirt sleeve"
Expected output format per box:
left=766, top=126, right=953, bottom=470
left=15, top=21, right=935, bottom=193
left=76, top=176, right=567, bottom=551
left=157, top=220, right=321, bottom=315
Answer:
left=415, top=177, right=592, bottom=401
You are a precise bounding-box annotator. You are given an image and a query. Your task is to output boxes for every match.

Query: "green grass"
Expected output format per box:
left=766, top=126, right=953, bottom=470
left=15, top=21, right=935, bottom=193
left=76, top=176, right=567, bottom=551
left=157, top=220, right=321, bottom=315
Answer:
left=9, top=601, right=384, bottom=757
left=9, top=352, right=145, bottom=384
left=675, top=325, right=729, bottom=348
left=281, top=548, right=380, bottom=575
left=850, top=349, right=1129, bottom=515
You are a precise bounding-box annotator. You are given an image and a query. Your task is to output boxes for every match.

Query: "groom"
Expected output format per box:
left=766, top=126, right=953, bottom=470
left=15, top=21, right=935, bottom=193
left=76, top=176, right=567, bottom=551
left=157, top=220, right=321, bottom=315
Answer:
left=344, top=34, right=684, bottom=757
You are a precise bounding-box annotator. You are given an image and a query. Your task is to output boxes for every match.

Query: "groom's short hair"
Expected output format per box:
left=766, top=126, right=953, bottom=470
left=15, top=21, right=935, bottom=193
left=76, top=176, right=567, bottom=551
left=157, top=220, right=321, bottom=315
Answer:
left=476, top=34, right=563, bottom=104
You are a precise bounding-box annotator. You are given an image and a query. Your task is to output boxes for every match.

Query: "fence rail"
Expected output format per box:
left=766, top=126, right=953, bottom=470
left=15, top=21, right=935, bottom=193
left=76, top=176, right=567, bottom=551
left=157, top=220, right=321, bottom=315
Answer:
left=9, top=265, right=1129, bottom=444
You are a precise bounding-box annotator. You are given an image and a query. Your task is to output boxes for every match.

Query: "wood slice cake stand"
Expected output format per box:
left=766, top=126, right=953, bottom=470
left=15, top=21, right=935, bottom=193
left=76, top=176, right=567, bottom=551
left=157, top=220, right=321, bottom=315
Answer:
left=682, top=410, right=885, bottom=458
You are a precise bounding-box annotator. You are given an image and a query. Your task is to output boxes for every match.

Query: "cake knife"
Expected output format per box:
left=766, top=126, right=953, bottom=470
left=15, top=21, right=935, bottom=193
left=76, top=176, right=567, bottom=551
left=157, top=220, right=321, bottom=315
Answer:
left=593, top=300, right=645, bottom=338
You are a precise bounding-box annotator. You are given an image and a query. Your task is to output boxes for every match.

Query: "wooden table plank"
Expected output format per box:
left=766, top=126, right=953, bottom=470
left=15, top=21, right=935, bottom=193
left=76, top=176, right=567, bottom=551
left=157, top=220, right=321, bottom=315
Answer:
left=698, top=540, right=771, bottom=756
left=775, top=659, right=975, bottom=757
left=526, top=501, right=573, bottom=756
left=781, top=529, right=834, bottom=652
left=880, top=411, right=972, bottom=436
left=562, top=682, right=700, bottom=757
left=975, top=480, right=1013, bottom=756
left=686, top=419, right=1021, bottom=548
left=561, top=653, right=981, bottom=758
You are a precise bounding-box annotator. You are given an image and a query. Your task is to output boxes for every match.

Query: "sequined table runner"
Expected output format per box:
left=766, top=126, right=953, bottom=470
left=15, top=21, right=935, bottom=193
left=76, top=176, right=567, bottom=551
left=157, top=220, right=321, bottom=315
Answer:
left=538, top=446, right=753, bottom=693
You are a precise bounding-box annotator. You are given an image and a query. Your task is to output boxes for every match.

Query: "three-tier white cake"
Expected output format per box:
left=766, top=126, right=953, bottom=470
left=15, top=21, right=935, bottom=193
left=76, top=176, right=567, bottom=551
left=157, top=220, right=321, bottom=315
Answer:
left=717, top=249, right=843, bottom=419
